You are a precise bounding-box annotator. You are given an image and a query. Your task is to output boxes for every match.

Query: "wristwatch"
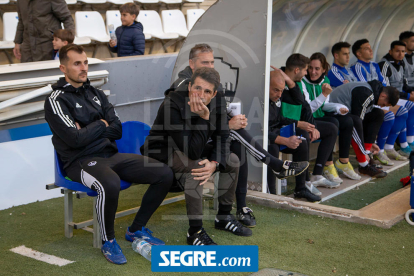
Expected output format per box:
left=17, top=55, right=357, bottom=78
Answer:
left=212, top=161, right=220, bottom=172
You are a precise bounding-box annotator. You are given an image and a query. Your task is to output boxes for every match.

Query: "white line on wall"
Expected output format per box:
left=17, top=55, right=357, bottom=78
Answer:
left=10, top=245, right=75, bottom=267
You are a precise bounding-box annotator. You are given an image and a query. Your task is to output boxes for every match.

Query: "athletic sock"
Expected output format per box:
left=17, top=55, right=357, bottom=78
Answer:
left=129, top=224, right=144, bottom=233
left=217, top=204, right=232, bottom=216
left=376, top=111, right=395, bottom=150
left=351, top=139, right=367, bottom=163
left=188, top=220, right=203, bottom=236
left=386, top=107, right=408, bottom=147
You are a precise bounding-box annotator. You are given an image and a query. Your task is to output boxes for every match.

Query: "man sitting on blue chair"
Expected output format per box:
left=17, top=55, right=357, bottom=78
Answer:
left=44, top=44, right=173, bottom=265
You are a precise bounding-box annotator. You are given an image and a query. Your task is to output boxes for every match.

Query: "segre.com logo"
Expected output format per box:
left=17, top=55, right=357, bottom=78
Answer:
left=151, top=245, right=258, bottom=272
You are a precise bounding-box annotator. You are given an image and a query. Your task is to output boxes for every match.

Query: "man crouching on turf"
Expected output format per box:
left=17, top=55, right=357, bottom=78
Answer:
left=142, top=67, right=252, bottom=245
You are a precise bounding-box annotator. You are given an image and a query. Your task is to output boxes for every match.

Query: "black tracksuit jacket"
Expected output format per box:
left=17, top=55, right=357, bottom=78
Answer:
left=141, top=80, right=230, bottom=169
left=44, top=77, right=122, bottom=169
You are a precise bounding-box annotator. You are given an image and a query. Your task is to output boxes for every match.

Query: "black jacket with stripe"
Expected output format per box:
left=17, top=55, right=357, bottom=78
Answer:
left=44, top=77, right=122, bottom=169
left=141, top=79, right=230, bottom=169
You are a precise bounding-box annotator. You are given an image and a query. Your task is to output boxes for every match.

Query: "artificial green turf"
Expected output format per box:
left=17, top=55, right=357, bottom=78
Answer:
left=322, top=165, right=409, bottom=210
left=1, top=185, right=414, bottom=276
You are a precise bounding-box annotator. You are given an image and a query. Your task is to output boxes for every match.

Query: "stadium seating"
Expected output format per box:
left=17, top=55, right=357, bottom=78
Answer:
left=159, top=0, right=182, bottom=4
left=135, top=0, right=159, bottom=3
left=106, top=10, right=122, bottom=31
left=107, top=0, right=133, bottom=4
left=0, top=12, right=18, bottom=64
left=0, top=12, right=18, bottom=50
left=186, top=8, right=204, bottom=30
left=161, top=9, right=189, bottom=37
left=65, top=0, right=77, bottom=4
left=137, top=10, right=179, bottom=53
left=77, top=0, right=106, bottom=4
left=75, top=12, right=110, bottom=43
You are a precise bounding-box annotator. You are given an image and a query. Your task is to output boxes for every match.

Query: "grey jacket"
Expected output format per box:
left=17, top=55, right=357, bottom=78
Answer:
left=329, top=80, right=383, bottom=119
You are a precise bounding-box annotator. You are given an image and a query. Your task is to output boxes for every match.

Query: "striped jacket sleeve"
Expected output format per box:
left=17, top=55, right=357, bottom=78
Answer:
left=379, top=61, right=391, bottom=86
left=374, top=63, right=388, bottom=86
left=353, top=63, right=367, bottom=82
left=350, top=87, right=374, bottom=120
left=44, top=90, right=107, bottom=149
left=327, top=68, right=345, bottom=88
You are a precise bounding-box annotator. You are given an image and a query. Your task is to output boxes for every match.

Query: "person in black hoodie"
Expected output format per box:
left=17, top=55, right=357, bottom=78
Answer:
left=108, top=3, right=145, bottom=57
left=44, top=44, right=173, bottom=265
left=170, top=44, right=309, bottom=227
left=142, top=67, right=256, bottom=245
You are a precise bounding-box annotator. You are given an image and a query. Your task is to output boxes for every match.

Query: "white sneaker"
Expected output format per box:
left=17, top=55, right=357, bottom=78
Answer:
left=310, top=175, right=340, bottom=188
left=305, top=181, right=322, bottom=196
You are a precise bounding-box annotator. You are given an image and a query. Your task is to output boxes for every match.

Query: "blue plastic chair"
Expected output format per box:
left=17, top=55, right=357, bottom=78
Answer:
left=54, top=121, right=150, bottom=196
left=51, top=121, right=151, bottom=247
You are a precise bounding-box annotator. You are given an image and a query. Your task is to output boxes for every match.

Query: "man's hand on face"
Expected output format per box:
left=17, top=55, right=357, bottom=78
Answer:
left=188, top=93, right=210, bottom=120
left=271, top=65, right=294, bottom=87
left=191, top=159, right=217, bottom=185
left=229, top=114, right=248, bottom=130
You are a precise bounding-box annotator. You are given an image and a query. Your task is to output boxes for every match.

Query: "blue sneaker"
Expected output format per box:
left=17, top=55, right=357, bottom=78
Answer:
left=409, top=142, right=414, bottom=151
left=101, top=238, right=127, bottom=265
left=125, top=226, right=165, bottom=245
left=399, top=145, right=412, bottom=158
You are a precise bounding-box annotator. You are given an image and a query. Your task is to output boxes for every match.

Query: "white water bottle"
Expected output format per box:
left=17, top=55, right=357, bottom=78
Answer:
left=132, top=238, right=152, bottom=262
left=108, top=24, right=117, bottom=43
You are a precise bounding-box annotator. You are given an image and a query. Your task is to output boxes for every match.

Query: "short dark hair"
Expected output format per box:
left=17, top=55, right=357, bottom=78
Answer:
left=190, top=67, right=220, bottom=91
left=53, top=29, right=74, bottom=44
left=352, top=39, right=369, bottom=56
left=286, top=53, right=310, bottom=71
left=310, top=52, right=330, bottom=73
left=59, top=44, right=85, bottom=64
left=382, top=86, right=400, bottom=106
left=331, top=42, right=351, bottom=57
left=399, top=31, right=414, bottom=42
left=390, top=40, right=406, bottom=50
left=119, top=2, right=139, bottom=17
left=189, top=44, right=213, bottom=60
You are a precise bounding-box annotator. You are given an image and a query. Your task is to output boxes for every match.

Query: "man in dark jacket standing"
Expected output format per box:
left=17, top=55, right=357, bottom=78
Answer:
left=44, top=45, right=173, bottom=265
left=13, top=0, right=74, bottom=62
left=142, top=67, right=253, bottom=245
left=108, top=3, right=145, bottom=57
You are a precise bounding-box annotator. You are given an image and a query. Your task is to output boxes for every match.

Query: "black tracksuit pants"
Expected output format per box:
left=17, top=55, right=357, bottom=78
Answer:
left=66, top=152, right=173, bottom=242
left=229, top=128, right=284, bottom=210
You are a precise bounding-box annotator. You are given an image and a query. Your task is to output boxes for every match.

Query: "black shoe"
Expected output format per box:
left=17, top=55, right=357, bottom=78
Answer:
left=215, top=214, right=252, bottom=236
left=187, top=228, right=217, bottom=245
left=358, top=164, right=387, bottom=178
left=236, top=207, right=256, bottom=228
left=294, top=189, right=321, bottom=202
left=274, top=160, right=309, bottom=180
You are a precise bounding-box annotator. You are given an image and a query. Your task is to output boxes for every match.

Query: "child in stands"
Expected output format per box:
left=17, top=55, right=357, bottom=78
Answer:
left=52, top=29, right=74, bottom=60
left=108, top=3, right=145, bottom=57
